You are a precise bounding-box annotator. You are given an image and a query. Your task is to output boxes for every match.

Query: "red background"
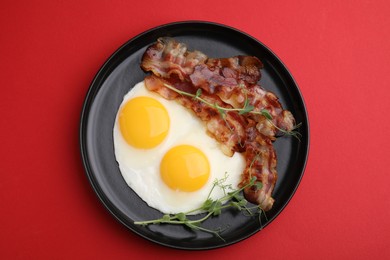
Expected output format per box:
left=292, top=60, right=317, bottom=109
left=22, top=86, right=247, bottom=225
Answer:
left=1, top=0, right=389, bottom=259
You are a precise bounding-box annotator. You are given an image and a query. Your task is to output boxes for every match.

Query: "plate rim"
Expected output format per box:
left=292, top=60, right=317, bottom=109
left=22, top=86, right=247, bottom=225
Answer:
left=79, top=20, right=310, bottom=250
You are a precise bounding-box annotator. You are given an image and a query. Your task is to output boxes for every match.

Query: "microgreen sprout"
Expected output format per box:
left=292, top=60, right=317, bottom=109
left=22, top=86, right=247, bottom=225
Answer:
left=162, top=83, right=301, bottom=140
left=134, top=174, right=264, bottom=241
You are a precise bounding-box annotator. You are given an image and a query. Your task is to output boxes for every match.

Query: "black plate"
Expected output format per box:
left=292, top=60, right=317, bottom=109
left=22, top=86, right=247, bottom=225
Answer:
left=80, top=21, right=309, bottom=250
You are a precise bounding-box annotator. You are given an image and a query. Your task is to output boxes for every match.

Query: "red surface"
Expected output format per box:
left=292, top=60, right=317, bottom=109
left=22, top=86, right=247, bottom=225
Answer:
left=1, top=0, right=390, bottom=259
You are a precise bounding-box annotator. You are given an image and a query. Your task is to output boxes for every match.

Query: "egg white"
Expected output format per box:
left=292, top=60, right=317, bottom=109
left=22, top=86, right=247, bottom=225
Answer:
left=113, top=81, right=245, bottom=214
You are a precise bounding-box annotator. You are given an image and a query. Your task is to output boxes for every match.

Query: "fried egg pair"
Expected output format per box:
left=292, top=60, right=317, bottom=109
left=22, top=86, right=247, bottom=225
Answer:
left=113, top=81, right=245, bottom=214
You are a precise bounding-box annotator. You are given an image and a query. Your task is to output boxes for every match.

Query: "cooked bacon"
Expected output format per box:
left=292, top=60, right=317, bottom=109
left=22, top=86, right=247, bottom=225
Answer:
left=239, top=120, right=277, bottom=211
left=141, top=37, right=207, bottom=81
left=141, top=38, right=297, bottom=211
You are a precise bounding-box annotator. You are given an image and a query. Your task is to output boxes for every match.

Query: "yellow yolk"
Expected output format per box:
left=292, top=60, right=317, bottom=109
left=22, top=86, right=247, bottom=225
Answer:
left=160, top=145, right=210, bottom=192
left=119, top=96, right=169, bottom=149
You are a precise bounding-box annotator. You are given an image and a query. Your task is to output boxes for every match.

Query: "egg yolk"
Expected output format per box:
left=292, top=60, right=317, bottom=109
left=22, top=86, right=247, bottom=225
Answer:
left=160, top=145, right=210, bottom=192
left=119, top=96, right=169, bottom=149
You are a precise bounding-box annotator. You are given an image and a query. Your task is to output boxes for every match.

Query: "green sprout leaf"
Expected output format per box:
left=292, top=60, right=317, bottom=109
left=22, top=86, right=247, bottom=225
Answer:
left=239, top=104, right=255, bottom=115
left=176, top=213, right=187, bottom=221
left=238, top=199, right=248, bottom=207
left=255, top=182, right=263, bottom=190
left=231, top=201, right=241, bottom=210
left=261, top=109, right=273, bottom=120
left=202, top=198, right=213, bottom=210
left=162, top=214, right=171, bottom=222
left=216, top=105, right=226, bottom=117
left=239, top=98, right=255, bottom=115
left=195, top=88, right=202, bottom=98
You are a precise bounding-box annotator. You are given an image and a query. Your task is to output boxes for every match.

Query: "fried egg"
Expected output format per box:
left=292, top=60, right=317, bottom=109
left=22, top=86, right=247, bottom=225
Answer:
left=113, top=81, right=245, bottom=214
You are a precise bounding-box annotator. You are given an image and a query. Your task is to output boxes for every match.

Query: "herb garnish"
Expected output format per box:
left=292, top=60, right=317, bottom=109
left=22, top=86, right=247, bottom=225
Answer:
left=163, top=83, right=301, bottom=140
left=134, top=175, right=264, bottom=241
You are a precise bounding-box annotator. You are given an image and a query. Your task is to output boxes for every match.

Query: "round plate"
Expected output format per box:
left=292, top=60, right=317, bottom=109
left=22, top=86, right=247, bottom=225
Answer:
left=80, top=21, right=309, bottom=250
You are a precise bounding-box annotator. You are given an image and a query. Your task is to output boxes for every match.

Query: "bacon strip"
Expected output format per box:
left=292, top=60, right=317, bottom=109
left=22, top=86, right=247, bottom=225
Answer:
left=141, top=37, right=296, bottom=211
left=141, top=37, right=207, bottom=81
left=239, top=120, right=277, bottom=211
